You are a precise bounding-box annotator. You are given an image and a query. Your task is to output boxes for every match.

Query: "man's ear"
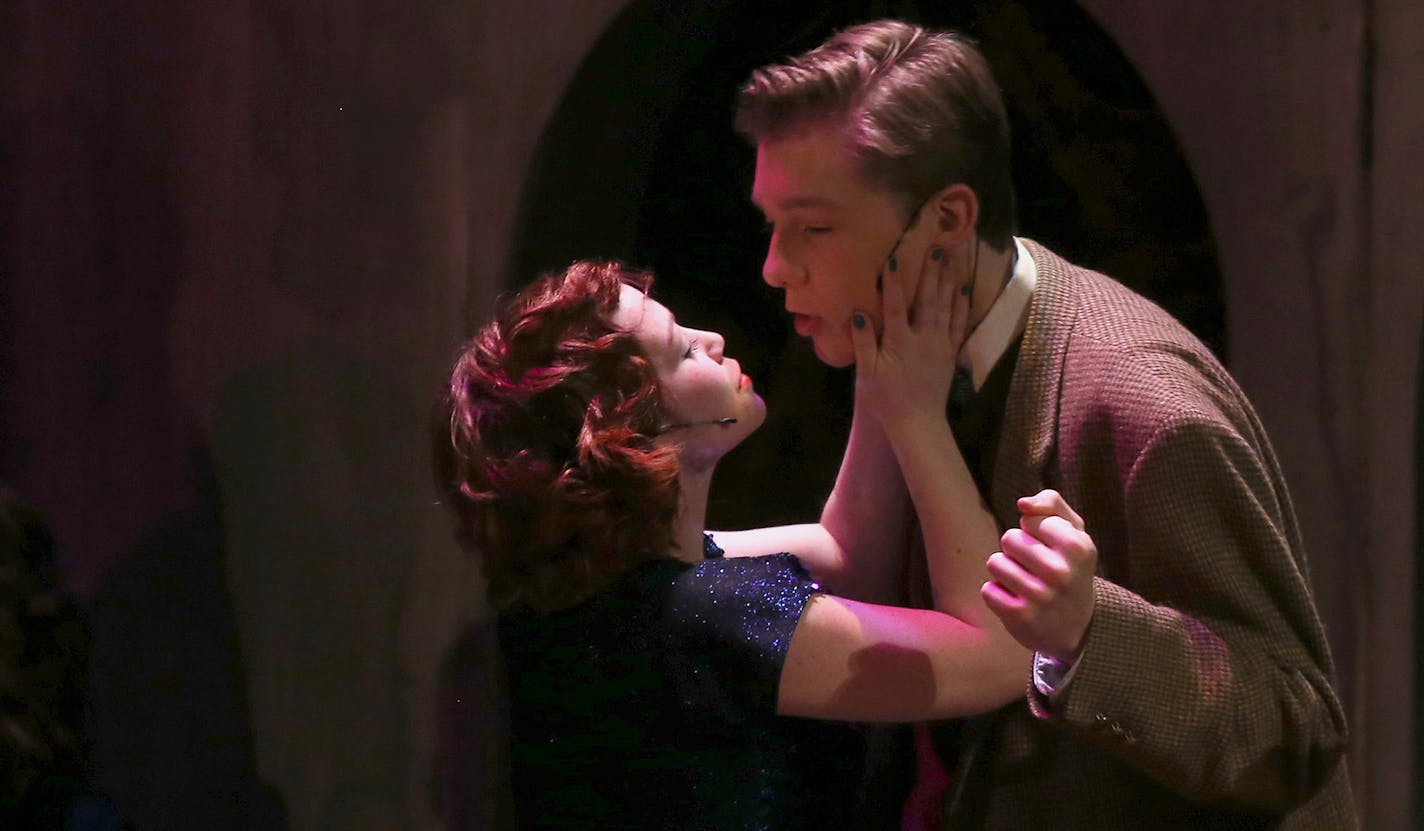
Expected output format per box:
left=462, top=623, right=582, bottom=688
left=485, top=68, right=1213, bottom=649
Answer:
left=931, top=183, right=979, bottom=249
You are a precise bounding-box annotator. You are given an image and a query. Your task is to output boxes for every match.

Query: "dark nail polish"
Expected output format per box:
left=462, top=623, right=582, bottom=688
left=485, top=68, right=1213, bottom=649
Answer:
left=852, top=313, right=866, bottom=329
left=888, top=256, right=898, bottom=272
left=931, top=248, right=943, bottom=262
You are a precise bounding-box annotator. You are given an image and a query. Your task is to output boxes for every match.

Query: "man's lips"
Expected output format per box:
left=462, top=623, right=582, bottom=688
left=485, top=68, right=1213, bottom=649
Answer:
left=792, top=313, right=819, bottom=337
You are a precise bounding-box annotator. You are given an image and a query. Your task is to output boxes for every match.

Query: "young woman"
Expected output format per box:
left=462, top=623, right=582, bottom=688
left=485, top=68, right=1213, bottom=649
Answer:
left=435, top=259, right=1027, bottom=829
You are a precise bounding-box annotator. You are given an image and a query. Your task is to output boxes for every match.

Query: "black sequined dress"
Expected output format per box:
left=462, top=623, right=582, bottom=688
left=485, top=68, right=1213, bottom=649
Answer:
left=498, top=535, right=871, bottom=830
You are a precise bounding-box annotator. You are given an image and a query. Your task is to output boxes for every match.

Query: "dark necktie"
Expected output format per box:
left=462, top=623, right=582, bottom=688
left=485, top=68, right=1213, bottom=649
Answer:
left=948, top=367, right=976, bottom=424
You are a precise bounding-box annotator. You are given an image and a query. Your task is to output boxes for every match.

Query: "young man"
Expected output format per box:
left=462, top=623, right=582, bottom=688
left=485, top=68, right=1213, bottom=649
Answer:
left=731, top=19, right=1356, bottom=829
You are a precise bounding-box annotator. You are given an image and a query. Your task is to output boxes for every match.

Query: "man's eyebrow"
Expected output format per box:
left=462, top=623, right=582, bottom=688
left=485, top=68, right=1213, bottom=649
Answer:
left=774, top=195, right=840, bottom=210
left=752, top=194, right=841, bottom=214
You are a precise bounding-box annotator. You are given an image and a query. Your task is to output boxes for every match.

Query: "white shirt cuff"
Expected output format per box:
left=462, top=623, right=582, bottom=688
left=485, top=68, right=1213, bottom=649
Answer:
left=1032, top=650, right=1083, bottom=702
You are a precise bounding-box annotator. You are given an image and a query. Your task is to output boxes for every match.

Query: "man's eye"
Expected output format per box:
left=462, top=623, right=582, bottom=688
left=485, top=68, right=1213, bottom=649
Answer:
left=804, top=226, right=831, bottom=234
left=683, top=341, right=697, bottom=359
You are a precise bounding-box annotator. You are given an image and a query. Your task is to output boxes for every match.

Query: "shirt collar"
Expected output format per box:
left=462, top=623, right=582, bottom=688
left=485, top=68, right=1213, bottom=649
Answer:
left=961, top=237, right=1036, bottom=390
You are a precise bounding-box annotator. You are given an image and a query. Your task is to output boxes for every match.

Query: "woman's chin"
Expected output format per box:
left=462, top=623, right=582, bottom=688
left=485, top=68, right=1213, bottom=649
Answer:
left=741, top=398, right=768, bottom=434
left=679, top=412, right=762, bottom=470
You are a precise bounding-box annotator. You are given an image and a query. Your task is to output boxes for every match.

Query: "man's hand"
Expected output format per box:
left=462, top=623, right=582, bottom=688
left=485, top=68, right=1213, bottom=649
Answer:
left=981, top=489, right=1097, bottom=662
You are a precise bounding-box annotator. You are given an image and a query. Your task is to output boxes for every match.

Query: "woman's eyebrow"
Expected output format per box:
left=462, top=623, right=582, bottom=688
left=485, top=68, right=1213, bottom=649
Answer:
left=664, top=312, right=679, bottom=355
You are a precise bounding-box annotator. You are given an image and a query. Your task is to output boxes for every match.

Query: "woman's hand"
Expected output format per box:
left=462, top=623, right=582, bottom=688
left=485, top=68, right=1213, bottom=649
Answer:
left=850, top=245, right=970, bottom=435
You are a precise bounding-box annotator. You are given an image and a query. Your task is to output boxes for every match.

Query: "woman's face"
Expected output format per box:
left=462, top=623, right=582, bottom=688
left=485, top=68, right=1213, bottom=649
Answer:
left=610, top=284, right=765, bottom=461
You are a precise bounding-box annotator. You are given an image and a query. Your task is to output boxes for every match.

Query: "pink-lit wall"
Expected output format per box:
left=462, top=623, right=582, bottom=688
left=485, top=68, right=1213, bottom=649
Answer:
left=1078, top=4, right=1419, bottom=824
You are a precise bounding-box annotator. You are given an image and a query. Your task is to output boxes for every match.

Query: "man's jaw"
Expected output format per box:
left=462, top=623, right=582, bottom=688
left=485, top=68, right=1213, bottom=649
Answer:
left=788, top=314, right=854, bottom=367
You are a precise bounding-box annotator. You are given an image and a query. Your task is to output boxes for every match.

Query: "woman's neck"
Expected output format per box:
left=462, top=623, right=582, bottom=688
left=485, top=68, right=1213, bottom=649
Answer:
left=670, top=465, right=714, bottom=564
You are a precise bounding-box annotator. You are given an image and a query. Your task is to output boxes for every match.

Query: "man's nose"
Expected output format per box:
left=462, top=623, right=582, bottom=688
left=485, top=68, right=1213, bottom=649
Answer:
left=762, top=234, right=806, bottom=289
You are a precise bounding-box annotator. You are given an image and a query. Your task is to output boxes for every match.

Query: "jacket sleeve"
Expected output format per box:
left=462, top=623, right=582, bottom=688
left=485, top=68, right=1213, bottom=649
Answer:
left=1027, top=411, right=1349, bottom=811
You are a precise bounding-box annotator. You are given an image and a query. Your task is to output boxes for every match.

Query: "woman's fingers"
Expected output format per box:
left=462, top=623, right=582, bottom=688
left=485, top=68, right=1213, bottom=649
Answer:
left=948, top=256, right=970, bottom=352
left=911, top=245, right=948, bottom=331
left=879, top=260, right=910, bottom=345
left=850, top=309, right=878, bottom=371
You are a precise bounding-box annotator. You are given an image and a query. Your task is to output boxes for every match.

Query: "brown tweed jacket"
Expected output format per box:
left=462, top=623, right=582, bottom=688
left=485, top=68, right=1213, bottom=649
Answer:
left=941, top=241, right=1356, bottom=829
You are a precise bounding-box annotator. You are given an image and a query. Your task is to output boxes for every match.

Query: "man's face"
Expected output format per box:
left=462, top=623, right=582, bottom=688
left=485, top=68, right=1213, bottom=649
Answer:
left=751, top=124, right=922, bottom=367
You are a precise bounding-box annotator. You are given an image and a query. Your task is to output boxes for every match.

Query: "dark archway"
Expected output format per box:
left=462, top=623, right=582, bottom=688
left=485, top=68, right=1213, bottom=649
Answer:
left=511, top=0, right=1222, bottom=530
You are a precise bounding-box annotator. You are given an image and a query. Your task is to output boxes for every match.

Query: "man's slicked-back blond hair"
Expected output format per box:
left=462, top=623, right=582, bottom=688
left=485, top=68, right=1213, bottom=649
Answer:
left=736, top=19, right=1016, bottom=250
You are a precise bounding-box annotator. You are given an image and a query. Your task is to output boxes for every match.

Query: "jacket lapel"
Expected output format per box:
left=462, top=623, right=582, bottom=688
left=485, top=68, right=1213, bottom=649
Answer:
left=990, top=239, right=1077, bottom=526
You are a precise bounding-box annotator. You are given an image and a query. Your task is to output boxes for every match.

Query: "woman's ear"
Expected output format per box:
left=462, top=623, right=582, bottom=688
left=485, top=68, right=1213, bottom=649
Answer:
left=932, top=183, right=979, bottom=249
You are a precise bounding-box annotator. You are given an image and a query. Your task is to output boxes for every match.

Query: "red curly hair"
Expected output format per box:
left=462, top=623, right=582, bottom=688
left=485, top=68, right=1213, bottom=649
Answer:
left=436, top=260, right=681, bottom=612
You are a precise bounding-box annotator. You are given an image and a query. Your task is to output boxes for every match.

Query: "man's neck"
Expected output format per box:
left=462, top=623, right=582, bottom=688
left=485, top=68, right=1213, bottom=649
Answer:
left=968, top=240, right=1016, bottom=334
